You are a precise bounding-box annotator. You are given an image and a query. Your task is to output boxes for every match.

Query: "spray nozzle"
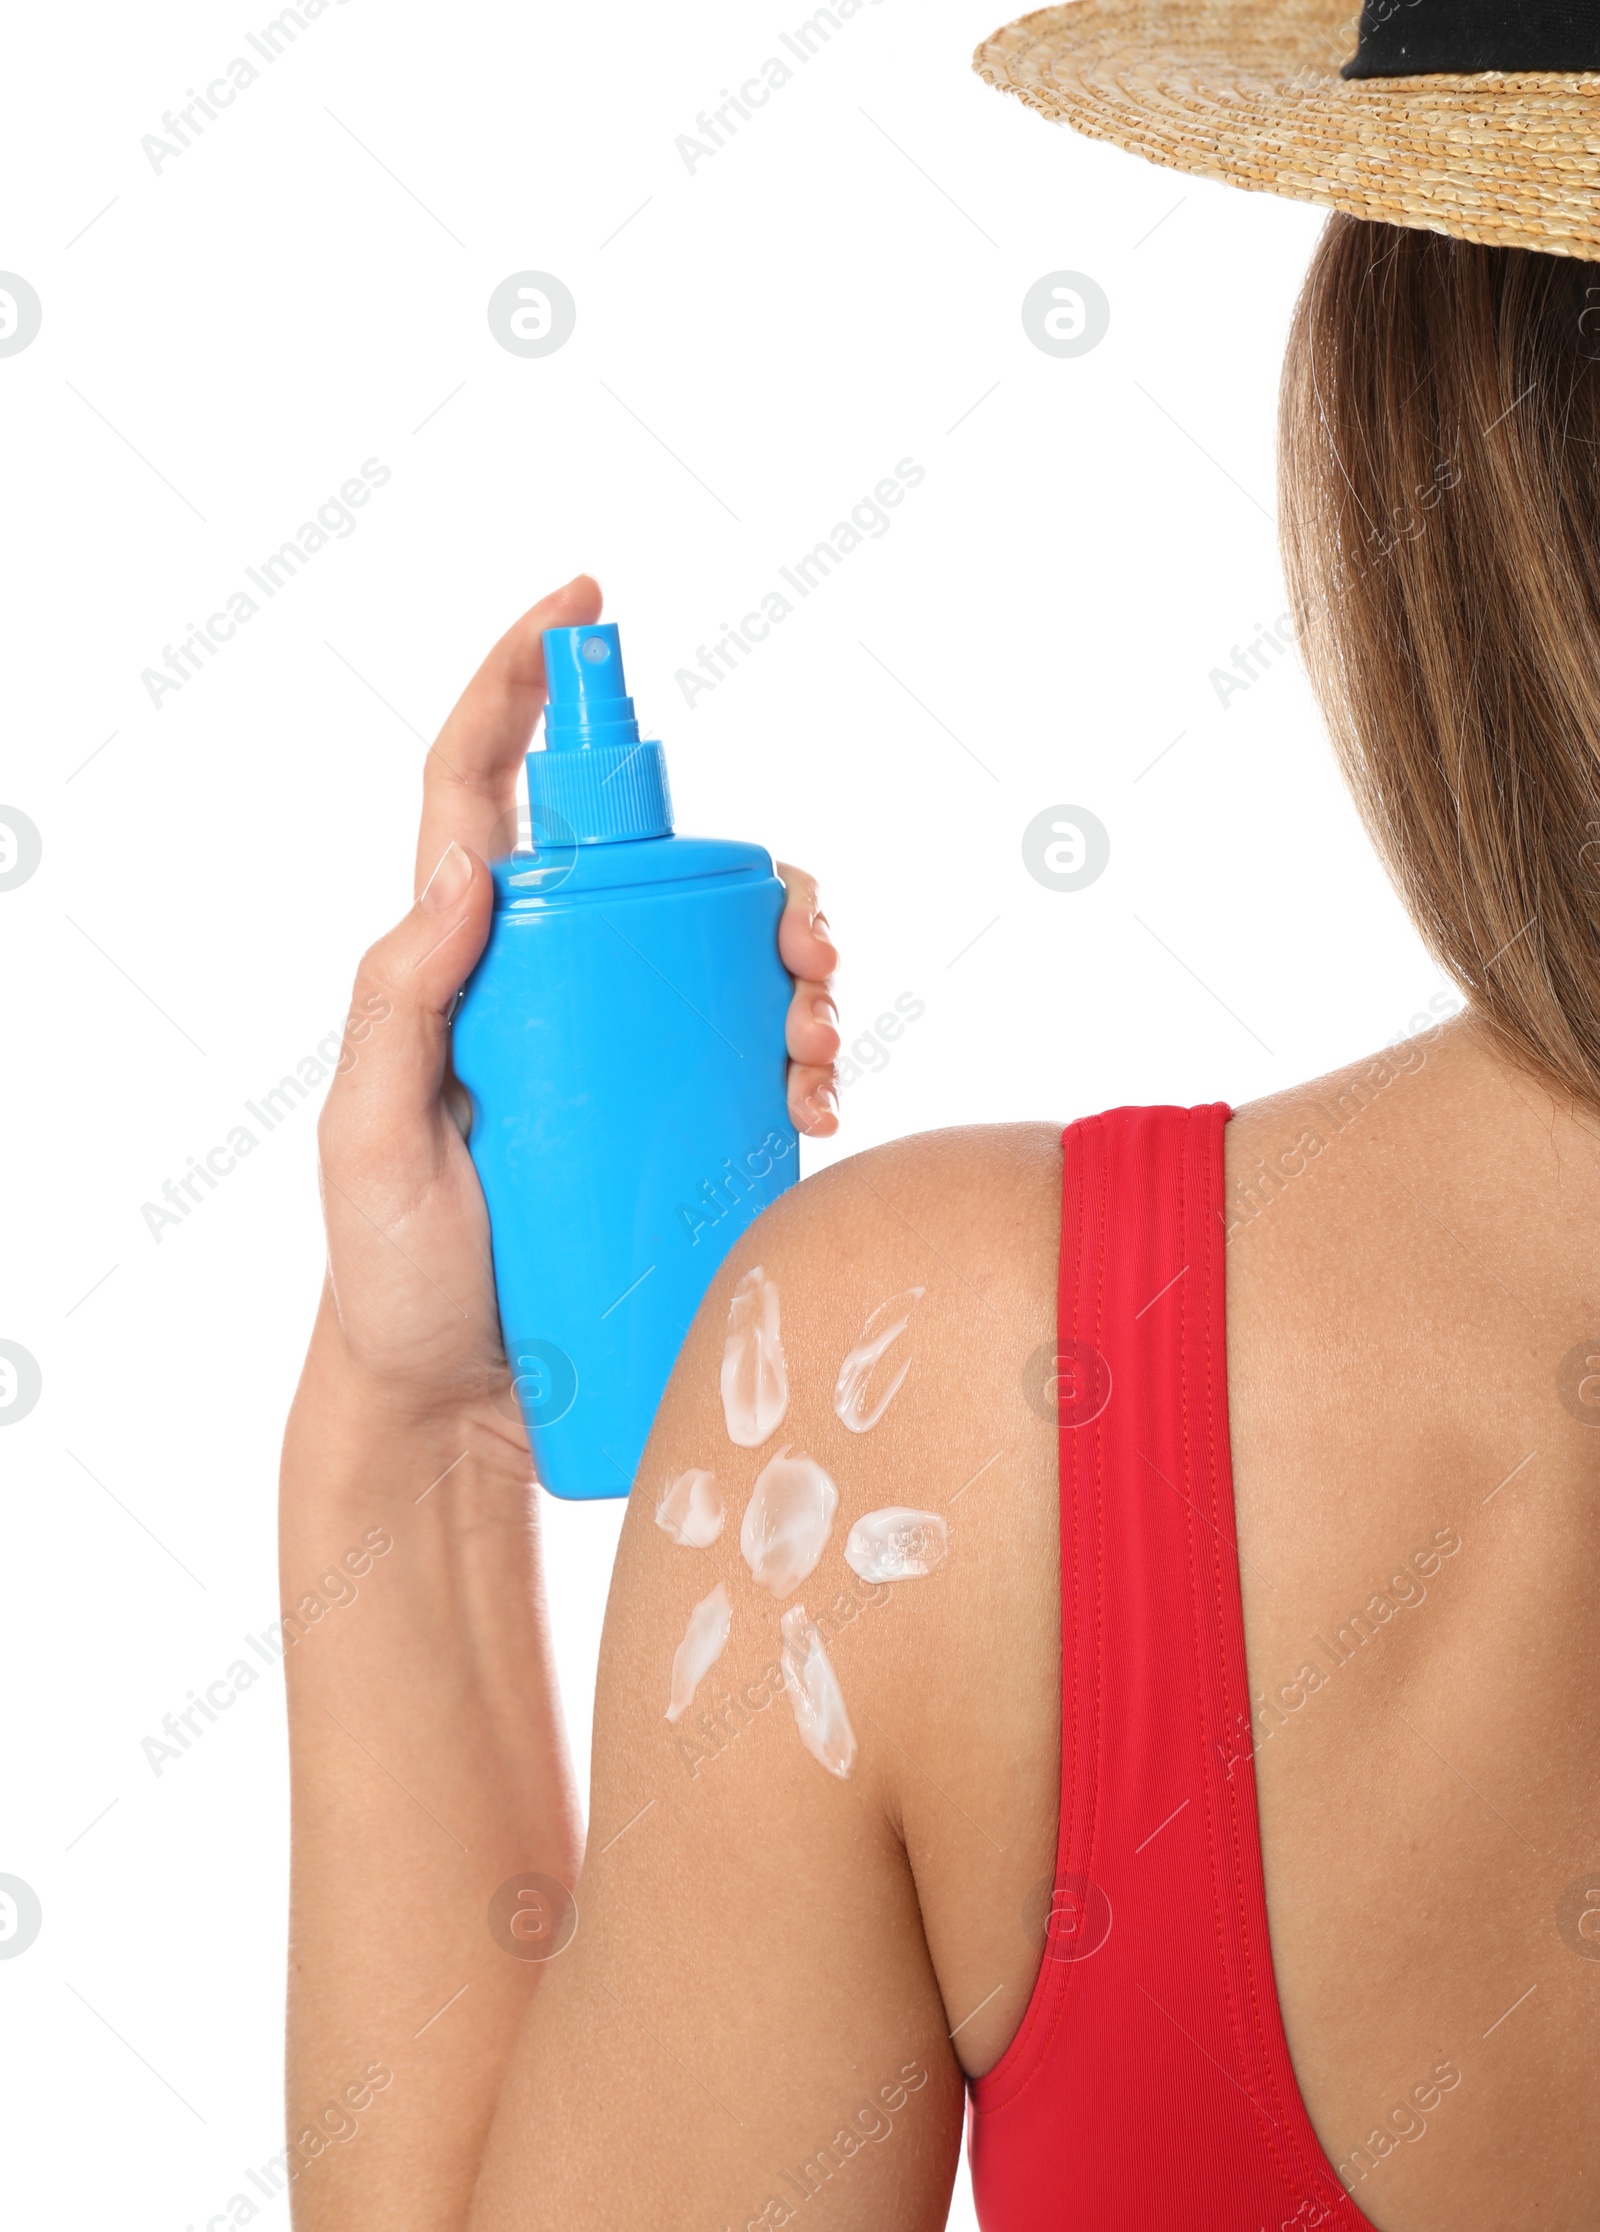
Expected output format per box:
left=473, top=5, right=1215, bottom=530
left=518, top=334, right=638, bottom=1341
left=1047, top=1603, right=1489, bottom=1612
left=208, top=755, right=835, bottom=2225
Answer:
left=542, top=624, right=641, bottom=751
left=524, top=619, right=673, bottom=846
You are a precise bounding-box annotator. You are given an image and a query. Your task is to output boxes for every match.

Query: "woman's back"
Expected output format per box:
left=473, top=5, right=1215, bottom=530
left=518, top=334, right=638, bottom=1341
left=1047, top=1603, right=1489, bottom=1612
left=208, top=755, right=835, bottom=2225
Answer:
left=1228, top=1014, right=1599, bottom=2224
left=462, top=1014, right=1595, bottom=2229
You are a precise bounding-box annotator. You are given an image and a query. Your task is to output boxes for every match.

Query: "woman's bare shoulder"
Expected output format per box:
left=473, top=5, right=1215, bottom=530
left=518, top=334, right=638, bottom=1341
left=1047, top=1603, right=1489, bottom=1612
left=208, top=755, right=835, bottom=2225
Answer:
left=467, top=1123, right=1063, bottom=2229
left=762, top=1119, right=1065, bottom=1284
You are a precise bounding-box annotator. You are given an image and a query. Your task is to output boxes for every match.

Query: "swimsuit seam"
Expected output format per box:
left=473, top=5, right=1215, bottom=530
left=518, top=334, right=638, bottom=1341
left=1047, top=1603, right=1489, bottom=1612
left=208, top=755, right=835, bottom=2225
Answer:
left=971, top=1113, right=1097, bottom=2115
left=1175, top=1110, right=1285, bottom=2178
left=1206, top=1105, right=1334, bottom=2198
left=1204, top=1102, right=1380, bottom=2221
left=1205, top=1113, right=1305, bottom=2178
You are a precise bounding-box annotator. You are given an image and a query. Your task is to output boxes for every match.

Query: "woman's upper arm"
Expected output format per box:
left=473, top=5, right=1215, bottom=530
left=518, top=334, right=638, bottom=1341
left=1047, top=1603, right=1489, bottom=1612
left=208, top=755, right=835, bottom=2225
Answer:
left=467, top=1125, right=1063, bottom=2232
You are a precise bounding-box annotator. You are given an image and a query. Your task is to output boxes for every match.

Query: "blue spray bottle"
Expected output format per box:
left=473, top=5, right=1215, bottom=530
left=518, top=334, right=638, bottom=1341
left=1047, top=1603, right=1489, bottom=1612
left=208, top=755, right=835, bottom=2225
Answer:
left=451, top=623, right=798, bottom=1500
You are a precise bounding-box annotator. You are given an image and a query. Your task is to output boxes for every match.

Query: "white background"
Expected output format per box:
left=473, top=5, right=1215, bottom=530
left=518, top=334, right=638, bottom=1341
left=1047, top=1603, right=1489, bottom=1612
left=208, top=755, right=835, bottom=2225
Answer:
left=0, top=2, right=1452, bottom=2225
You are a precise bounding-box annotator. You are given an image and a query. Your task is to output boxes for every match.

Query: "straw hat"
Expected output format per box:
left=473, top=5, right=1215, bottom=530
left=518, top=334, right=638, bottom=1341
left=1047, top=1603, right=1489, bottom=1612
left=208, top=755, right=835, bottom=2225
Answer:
left=973, top=2, right=1600, bottom=261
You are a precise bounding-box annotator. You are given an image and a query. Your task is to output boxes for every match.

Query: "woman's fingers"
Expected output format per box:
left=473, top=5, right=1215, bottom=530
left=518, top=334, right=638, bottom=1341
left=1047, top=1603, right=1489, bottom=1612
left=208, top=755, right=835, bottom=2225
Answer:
left=775, top=860, right=839, bottom=983
left=789, top=1062, right=839, bottom=1137
left=786, top=980, right=839, bottom=1068
left=788, top=988, right=840, bottom=1129
left=414, top=575, right=603, bottom=895
left=775, top=862, right=839, bottom=1136
left=324, top=843, right=494, bottom=1157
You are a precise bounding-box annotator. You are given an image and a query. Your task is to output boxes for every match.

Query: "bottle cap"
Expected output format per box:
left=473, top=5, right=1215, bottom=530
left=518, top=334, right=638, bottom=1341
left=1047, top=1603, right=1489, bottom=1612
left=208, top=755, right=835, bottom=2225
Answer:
left=526, top=623, right=673, bottom=846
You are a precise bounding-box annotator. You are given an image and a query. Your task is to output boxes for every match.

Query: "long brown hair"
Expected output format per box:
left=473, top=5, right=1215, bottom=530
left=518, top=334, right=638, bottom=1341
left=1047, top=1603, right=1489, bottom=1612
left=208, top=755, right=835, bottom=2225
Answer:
left=1279, top=214, right=1600, bottom=1103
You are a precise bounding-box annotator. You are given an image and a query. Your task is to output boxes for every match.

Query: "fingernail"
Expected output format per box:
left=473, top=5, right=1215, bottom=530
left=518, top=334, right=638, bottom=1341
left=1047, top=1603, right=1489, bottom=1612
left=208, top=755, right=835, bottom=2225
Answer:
left=421, top=841, right=471, bottom=914
left=812, top=992, right=838, bottom=1027
left=811, top=910, right=833, bottom=942
left=809, top=1080, right=839, bottom=1123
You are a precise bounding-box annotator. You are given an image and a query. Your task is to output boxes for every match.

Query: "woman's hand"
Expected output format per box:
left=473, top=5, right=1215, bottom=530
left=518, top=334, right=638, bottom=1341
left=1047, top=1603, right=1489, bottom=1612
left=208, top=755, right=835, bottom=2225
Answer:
left=281, top=580, right=842, bottom=2229
left=314, top=575, right=840, bottom=1426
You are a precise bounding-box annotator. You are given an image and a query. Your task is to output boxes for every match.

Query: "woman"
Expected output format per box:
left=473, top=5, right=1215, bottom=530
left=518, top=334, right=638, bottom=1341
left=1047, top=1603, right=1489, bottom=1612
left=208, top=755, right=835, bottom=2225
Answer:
left=280, top=4, right=1600, bottom=2226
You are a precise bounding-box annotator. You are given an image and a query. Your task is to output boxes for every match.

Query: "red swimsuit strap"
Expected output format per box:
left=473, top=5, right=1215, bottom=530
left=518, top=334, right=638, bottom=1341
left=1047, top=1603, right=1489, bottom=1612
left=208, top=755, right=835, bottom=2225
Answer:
left=969, top=1107, right=1376, bottom=2229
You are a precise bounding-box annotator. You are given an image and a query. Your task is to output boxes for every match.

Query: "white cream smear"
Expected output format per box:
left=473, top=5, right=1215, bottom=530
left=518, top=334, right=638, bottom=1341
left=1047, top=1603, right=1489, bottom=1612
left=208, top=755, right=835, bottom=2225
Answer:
left=665, top=1580, right=732, bottom=1723
left=740, top=1446, right=838, bottom=1597
left=832, top=1288, right=926, bottom=1434
left=655, top=1468, right=724, bottom=1548
left=845, top=1506, right=949, bottom=1583
left=721, top=1265, right=789, bottom=1447
left=780, top=1604, right=858, bottom=1779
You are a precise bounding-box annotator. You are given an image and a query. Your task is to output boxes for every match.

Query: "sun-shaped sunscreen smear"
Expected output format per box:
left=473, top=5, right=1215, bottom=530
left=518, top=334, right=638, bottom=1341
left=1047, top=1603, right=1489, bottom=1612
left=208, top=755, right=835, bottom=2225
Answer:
left=721, top=1266, right=789, bottom=1447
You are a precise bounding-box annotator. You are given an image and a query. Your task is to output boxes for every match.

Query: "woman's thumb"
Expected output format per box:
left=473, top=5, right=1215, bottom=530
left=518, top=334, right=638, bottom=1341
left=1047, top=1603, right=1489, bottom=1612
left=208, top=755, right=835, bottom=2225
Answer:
left=324, top=842, right=493, bottom=1137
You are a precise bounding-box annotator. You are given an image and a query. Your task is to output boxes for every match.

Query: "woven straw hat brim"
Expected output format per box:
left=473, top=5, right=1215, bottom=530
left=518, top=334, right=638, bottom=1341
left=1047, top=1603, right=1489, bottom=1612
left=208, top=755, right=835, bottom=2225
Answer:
left=974, top=1, right=1600, bottom=261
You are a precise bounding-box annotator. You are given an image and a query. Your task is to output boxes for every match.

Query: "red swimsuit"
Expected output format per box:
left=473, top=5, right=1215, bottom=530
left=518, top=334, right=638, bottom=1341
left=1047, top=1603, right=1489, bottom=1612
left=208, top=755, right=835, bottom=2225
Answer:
left=969, top=1106, right=1376, bottom=2229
